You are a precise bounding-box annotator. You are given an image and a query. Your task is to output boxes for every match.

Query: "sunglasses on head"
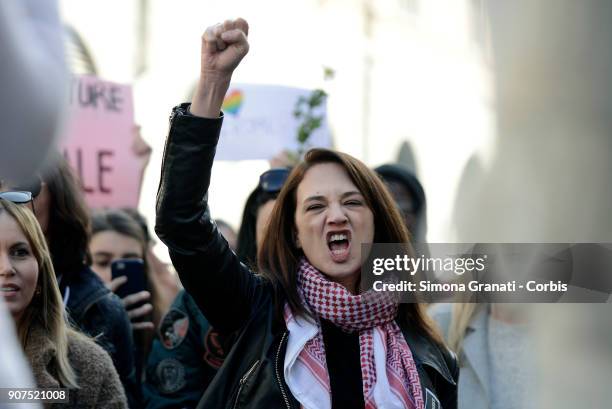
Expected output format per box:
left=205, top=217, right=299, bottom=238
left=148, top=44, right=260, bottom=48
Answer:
left=259, top=168, right=290, bottom=194
left=0, top=191, right=36, bottom=215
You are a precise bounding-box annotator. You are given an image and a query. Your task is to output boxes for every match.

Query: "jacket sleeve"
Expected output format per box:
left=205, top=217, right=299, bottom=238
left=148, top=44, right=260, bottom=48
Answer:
left=155, top=104, right=264, bottom=333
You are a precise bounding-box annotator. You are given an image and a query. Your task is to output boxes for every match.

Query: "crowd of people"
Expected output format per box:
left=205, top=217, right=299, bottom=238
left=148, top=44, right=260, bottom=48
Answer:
left=0, top=14, right=512, bottom=408
left=2, top=0, right=611, bottom=408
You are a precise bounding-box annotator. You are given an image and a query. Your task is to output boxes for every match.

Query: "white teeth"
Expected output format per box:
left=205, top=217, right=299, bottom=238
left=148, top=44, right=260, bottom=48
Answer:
left=329, top=233, right=348, bottom=242
left=0, top=288, right=17, bottom=292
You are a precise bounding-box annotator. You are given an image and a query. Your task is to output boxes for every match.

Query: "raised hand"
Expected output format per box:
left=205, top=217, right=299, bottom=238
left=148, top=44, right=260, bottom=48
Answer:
left=191, top=18, right=250, bottom=118
left=201, top=18, right=249, bottom=79
left=108, top=276, right=155, bottom=331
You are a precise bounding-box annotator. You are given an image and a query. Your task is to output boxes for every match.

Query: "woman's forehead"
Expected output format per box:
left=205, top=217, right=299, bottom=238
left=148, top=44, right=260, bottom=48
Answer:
left=297, top=163, right=359, bottom=198
left=0, top=211, right=28, bottom=242
left=91, top=230, right=143, bottom=249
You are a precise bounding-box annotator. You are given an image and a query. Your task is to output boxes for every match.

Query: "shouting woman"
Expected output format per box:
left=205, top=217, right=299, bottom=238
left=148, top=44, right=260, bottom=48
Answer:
left=156, top=19, right=458, bottom=409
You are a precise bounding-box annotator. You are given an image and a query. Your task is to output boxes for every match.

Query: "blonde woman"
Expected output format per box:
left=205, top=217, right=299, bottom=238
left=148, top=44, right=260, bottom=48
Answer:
left=0, top=197, right=127, bottom=408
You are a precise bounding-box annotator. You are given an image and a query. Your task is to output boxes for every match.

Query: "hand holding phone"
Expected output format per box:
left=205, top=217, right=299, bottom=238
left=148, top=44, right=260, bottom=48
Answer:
left=110, top=259, right=154, bottom=330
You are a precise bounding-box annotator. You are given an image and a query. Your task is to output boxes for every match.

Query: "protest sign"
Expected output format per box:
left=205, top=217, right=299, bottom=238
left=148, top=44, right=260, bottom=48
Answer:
left=61, top=75, right=143, bottom=208
left=216, top=84, right=332, bottom=160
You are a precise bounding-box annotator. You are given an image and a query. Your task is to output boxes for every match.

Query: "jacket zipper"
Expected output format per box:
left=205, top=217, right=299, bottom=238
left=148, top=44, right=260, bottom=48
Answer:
left=232, top=359, right=260, bottom=409
left=275, top=331, right=292, bottom=409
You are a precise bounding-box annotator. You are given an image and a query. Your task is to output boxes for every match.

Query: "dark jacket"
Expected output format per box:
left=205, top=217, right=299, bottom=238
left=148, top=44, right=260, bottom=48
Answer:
left=155, top=104, right=459, bottom=409
left=143, top=290, right=232, bottom=409
left=64, top=266, right=142, bottom=408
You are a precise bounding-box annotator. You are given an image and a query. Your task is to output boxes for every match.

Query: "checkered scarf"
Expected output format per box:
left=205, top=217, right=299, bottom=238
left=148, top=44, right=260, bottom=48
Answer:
left=286, top=257, right=424, bottom=409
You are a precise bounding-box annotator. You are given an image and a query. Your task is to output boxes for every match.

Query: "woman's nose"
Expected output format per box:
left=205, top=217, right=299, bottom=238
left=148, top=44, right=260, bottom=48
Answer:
left=327, top=203, right=348, bottom=225
left=0, top=253, right=15, bottom=277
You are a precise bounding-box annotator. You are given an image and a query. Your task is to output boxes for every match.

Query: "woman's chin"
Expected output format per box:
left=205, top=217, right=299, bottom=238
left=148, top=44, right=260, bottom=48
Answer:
left=315, top=262, right=360, bottom=288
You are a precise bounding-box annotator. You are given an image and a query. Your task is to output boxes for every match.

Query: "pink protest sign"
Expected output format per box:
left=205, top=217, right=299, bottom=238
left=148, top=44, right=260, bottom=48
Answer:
left=61, top=75, right=144, bottom=209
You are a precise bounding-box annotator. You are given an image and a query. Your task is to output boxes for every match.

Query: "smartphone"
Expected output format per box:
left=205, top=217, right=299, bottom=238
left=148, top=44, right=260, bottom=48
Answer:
left=111, top=258, right=147, bottom=300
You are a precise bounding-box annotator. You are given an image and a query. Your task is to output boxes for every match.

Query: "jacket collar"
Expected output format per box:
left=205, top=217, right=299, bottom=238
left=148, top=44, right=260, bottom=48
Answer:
left=399, top=321, right=456, bottom=386
left=64, top=267, right=110, bottom=320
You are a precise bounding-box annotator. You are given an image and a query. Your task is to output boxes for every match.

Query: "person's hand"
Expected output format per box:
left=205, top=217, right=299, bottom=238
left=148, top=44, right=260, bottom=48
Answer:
left=201, top=18, right=249, bottom=79
left=269, top=150, right=297, bottom=168
left=123, top=291, right=155, bottom=330
left=108, top=276, right=155, bottom=331
left=107, top=275, right=127, bottom=293
left=131, top=125, right=152, bottom=162
left=191, top=18, right=250, bottom=118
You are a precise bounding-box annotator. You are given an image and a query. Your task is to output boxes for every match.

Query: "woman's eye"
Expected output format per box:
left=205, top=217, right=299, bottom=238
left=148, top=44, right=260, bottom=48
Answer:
left=11, top=247, right=30, bottom=258
left=94, top=260, right=111, bottom=268
left=345, top=200, right=362, bottom=206
left=306, top=204, right=324, bottom=211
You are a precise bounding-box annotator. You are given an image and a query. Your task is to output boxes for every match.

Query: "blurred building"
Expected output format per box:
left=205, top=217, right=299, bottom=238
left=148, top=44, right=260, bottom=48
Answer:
left=60, top=0, right=493, bottom=242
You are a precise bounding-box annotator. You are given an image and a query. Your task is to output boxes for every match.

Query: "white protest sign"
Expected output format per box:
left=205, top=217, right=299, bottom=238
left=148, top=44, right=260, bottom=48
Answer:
left=216, top=84, right=332, bottom=160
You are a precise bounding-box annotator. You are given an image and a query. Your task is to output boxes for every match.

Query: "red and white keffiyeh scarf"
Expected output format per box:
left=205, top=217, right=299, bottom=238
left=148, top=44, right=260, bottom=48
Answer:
left=282, top=258, right=424, bottom=409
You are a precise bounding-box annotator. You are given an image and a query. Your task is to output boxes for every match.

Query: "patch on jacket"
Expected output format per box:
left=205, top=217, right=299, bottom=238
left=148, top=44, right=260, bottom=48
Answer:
left=159, top=309, right=189, bottom=349
left=203, top=328, right=227, bottom=369
left=425, top=388, right=441, bottom=409
left=155, top=358, right=186, bottom=394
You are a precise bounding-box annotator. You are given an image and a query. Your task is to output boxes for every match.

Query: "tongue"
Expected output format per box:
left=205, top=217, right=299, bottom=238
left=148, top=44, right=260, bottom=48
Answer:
left=330, top=241, right=348, bottom=252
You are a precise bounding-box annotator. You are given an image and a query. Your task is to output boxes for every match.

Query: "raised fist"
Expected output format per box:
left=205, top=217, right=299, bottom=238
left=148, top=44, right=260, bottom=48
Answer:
left=200, top=18, right=250, bottom=79
left=190, top=18, right=250, bottom=117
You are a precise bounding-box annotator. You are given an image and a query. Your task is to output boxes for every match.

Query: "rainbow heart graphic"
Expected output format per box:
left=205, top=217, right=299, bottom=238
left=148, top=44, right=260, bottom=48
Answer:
left=222, top=89, right=244, bottom=116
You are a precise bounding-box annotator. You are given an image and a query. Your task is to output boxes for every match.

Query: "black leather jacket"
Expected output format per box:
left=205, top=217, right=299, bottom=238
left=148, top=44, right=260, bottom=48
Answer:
left=155, top=104, right=459, bottom=409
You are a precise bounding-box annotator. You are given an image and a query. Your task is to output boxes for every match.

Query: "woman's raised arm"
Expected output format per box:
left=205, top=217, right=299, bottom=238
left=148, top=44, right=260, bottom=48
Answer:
left=155, top=19, right=261, bottom=333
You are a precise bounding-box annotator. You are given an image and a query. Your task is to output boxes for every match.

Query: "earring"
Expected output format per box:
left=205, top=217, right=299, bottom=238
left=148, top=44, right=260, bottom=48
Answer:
left=35, top=287, right=41, bottom=296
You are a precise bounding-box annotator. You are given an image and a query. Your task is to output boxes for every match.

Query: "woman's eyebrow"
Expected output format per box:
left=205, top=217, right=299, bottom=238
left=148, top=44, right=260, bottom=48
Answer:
left=304, top=195, right=326, bottom=203
left=341, top=191, right=362, bottom=199
left=92, top=251, right=113, bottom=258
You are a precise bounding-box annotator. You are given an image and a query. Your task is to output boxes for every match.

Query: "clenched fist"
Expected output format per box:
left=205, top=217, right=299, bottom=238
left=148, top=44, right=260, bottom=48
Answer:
left=191, top=18, right=250, bottom=118
left=201, top=18, right=249, bottom=78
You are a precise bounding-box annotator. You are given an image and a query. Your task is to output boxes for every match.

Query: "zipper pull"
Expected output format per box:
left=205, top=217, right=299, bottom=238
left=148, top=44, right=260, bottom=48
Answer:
left=169, top=104, right=188, bottom=124
left=239, top=360, right=260, bottom=385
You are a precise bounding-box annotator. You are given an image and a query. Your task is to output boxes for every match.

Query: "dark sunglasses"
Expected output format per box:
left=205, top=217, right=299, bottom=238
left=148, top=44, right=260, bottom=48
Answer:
left=0, top=191, right=36, bottom=215
left=259, top=168, right=290, bottom=193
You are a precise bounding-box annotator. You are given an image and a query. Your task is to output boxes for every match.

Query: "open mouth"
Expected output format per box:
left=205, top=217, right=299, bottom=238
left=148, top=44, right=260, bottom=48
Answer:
left=0, top=283, right=20, bottom=296
left=327, top=230, right=351, bottom=262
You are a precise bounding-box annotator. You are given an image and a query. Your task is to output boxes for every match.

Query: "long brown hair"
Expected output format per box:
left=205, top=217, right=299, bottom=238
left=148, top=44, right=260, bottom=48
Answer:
left=42, top=154, right=92, bottom=283
left=0, top=199, right=81, bottom=388
left=258, top=148, right=442, bottom=342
